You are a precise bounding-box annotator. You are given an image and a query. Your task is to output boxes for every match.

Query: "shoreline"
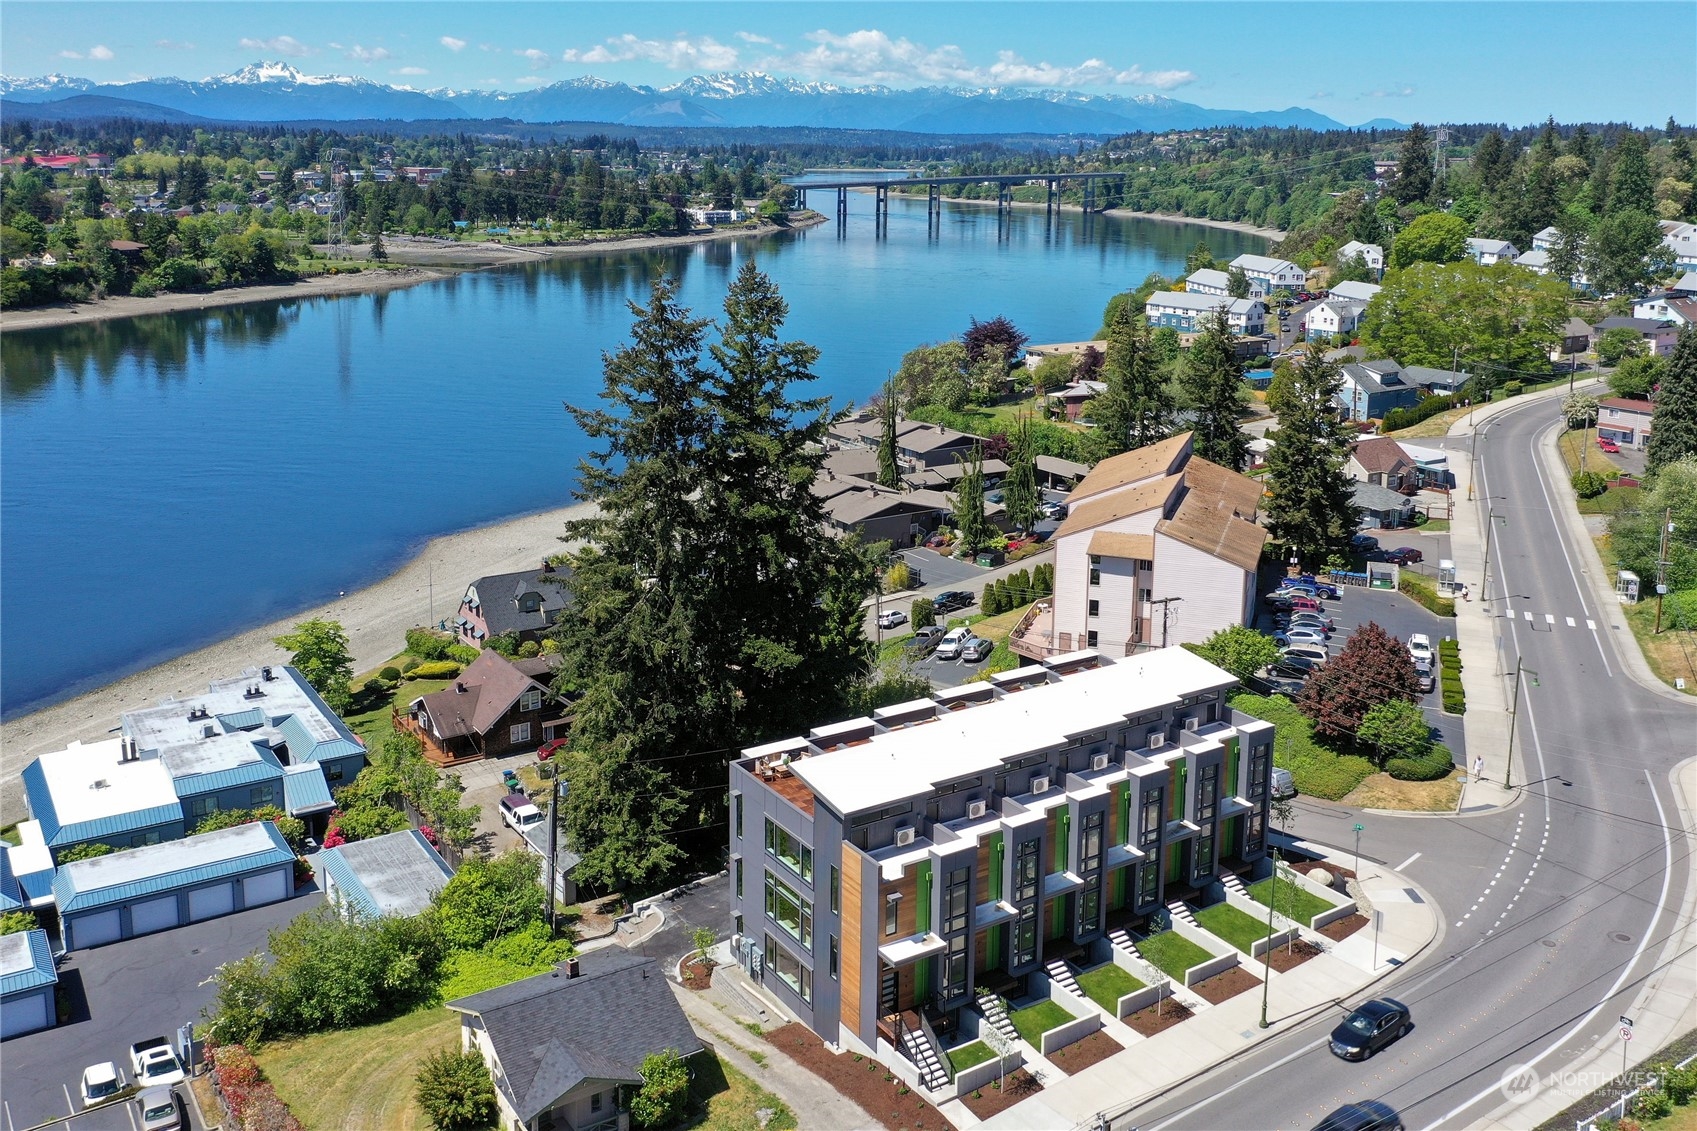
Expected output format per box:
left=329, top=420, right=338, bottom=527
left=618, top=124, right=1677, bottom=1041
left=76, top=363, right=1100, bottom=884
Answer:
left=0, top=213, right=828, bottom=333
left=0, top=501, right=596, bottom=814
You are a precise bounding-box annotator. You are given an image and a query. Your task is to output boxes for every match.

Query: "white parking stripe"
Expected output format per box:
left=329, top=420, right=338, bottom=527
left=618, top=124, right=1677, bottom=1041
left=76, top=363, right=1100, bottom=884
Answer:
left=1524, top=611, right=1533, bottom=622
left=1587, top=619, right=1597, bottom=630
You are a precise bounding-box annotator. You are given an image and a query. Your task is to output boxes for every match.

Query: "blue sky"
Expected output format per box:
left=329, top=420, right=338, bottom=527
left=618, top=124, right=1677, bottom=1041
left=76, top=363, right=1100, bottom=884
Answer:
left=2, top=2, right=1690, bottom=126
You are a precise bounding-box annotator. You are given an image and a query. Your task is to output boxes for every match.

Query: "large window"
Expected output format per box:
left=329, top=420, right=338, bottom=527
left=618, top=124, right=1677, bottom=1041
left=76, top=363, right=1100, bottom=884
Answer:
left=1139, top=791, right=1163, bottom=848
left=733, top=792, right=743, bottom=839
left=1015, top=839, right=1040, bottom=902
left=829, top=866, right=840, bottom=914
left=1195, top=832, right=1214, bottom=878
left=1136, top=861, right=1159, bottom=907
left=764, top=873, right=813, bottom=948
left=765, top=819, right=814, bottom=882
left=1197, top=764, right=1219, bottom=823
left=735, top=857, right=743, bottom=899
left=188, top=796, right=217, bottom=819
left=1249, top=749, right=1269, bottom=799
left=1014, top=905, right=1038, bottom=966
left=942, top=934, right=968, bottom=1000
left=1246, top=811, right=1266, bottom=855
left=764, top=934, right=812, bottom=1003
left=1079, top=887, right=1101, bottom=934
left=509, top=722, right=532, bottom=745
left=249, top=785, right=276, bottom=808
left=943, top=867, right=971, bottom=935
left=519, top=688, right=543, bottom=712
left=1080, top=811, right=1104, bottom=876
left=885, top=894, right=901, bottom=937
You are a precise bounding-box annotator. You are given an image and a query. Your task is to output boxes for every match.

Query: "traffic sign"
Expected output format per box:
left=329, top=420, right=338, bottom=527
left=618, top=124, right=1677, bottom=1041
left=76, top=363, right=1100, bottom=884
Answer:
left=1621, top=1027, right=1633, bottom=1041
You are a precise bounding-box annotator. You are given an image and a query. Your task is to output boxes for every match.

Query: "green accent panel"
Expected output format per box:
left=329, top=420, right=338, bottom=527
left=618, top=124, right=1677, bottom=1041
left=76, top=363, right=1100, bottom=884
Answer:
left=917, top=862, right=933, bottom=933
left=987, top=923, right=1003, bottom=967
left=1116, top=783, right=1131, bottom=846
left=1170, top=764, right=1187, bottom=821
left=1056, top=810, right=1071, bottom=871
left=1167, top=841, right=1183, bottom=880
left=916, top=955, right=931, bottom=1000
left=1222, top=815, right=1237, bottom=858
left=989, top=833, right=1005, bottom=902
left=1108, top=867, right=1127, bottom=911
left=1226, top=737, right=1241, bottom=796
left=1049, top=895, right=1066, bottom=936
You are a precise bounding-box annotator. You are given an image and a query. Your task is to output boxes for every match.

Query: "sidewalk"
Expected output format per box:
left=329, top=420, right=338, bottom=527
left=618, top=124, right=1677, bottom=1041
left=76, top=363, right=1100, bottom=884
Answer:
left=963, top=841, right=1440, bottom=1130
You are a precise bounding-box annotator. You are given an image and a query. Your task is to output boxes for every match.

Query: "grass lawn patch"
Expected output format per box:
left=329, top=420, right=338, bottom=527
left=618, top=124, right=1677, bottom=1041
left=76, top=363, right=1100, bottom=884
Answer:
left=688, top=1052, right=798, bottom=1131
left=1342, top=769, right=1464, bottom=811
left=1384, top=404, right=1477, bottom=439
left=1135, top=931, right=1213, bottom=982
left=946, top=1040, right=995, bottom=1074
left=971, top=602, right=1035, bottom=645
left=1010, top=999, right=1077, bottom=1047
left=1414, top=518, right=1451, bottom=534
left=342, top=677, right=452, bottom=747
left=1074, top=963, right=1144, bottom=1013
left=0, top=823, right=19, bottom=846
left=1558, top=427, right=1624, bottom=479
left=1248, top=875, right=1336, bottom=927
left=1620, top=594, right=1697, bottom=695
left=1194, top=902, right=1277, bottom=954
left=256, top=1005, right=458, bottom=1130
left=1228, top=692, right=1376, bottom=800
left=1579, top=483, right=1643, bottom=516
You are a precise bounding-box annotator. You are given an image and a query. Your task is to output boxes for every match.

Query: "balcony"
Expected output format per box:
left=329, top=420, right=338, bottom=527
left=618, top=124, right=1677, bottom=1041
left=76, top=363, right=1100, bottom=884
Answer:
left=1008, top=601, right=1138, bottom=661
left=879, top=931, right=948, bottom=967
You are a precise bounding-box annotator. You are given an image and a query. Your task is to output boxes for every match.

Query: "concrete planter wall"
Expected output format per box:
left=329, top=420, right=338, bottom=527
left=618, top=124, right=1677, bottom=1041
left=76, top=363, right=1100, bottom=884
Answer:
left=1038, top=1010, right=1103, bottom=1057
left=1167, top=917, right=1242, bottom=986
left=1258, top=861, right=1358, bottom=928
left=1222, top=887, right=1301, bottom=936
left=877, top=1038, right=924, bottom=1093
left=1249, top=926, right=1303, bottom=958
left=1182, top=950, right=1240, bottom=987
left=1116, top=982, right=1170, bottom=1019
left=954, top=1048, right=1025, bottom=1098
left=1311, top=900, right=1359, bottom=930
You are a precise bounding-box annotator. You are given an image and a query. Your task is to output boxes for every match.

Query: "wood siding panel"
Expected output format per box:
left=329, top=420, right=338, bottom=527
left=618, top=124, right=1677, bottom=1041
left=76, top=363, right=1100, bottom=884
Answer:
left=839, top=845, right=864, bottom=1036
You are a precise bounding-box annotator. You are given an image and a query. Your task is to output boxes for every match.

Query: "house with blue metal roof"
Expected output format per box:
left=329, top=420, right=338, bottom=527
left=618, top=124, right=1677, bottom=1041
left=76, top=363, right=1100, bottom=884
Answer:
left=1, top=929, right=58, bottom=1038
left=55, top=821, right=297, bottom=950
left=1, top=833, right=56, bottom=910
left=320, top=829, right=454, bottom=920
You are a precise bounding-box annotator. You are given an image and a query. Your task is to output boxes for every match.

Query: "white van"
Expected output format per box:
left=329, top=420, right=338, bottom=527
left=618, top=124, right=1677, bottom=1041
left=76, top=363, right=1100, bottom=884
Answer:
left=1271, top=768, right=1296, bottom=800
left=500, top=792, right=545, bottom=834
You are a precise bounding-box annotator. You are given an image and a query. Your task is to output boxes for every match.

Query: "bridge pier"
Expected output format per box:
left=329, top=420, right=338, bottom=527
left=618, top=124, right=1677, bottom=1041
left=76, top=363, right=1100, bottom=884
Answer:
left=792, top=186, right=807, bottom=211
left=875, top=185, right=889, bottom=238
left=836, top=187, right=849, bottom=229
left=1084, top=178, right=1095, bottom=213
left=927, top=183, right=941, bottom=239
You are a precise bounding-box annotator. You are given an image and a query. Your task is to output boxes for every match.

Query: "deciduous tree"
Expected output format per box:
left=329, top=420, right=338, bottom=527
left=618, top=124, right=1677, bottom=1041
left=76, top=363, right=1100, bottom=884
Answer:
left=272, top=618, right=355, bottom=714
left=1585, top=209, right=1673, bottom=296
left=1192, top=624, right=1282, bottom=682
left=415, top=1049, right=497, bottom=1131
left=1299, top=622, right=1421, bottom=743
left=1388, top=211, right=1467, bottom=269
left=1357, top=698, right=1433, bottom=764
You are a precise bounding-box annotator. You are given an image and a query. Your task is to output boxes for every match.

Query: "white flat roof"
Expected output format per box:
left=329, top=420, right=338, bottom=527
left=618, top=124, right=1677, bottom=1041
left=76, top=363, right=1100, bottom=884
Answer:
left=789, top=648, right=1235, bottom=815
left=31, top=739, right=178, bottom=827
left=125, top=667, right=341, bottom=755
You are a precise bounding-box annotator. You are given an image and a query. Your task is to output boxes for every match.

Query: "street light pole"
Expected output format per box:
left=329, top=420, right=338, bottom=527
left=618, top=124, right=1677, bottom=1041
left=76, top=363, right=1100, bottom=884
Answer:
left=1481, top=507, right=1505, bottom=599
left=1259, top=848, right=1280, bottom=1029
left=1503, top=656, right=1538, bottom=791
left=1353, top=823, right=1364, bottom=878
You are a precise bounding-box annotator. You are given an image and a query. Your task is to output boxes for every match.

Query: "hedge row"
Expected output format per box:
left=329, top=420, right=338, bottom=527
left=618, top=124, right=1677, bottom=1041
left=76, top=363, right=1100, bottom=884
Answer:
left=1438, top=638, right=1466, bottom=714
left=1387, top=742, right=1457, bottom=782
left=1228, top=691, right=1375, bottom=800
left=1398, top=572, right=1456, bottom=618
left=1382, top=394, right=1457, bottom=433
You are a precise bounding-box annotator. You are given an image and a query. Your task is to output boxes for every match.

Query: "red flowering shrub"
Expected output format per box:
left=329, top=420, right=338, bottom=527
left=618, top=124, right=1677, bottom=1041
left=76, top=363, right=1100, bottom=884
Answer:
left=208, top=1043, right=303, bottom=1131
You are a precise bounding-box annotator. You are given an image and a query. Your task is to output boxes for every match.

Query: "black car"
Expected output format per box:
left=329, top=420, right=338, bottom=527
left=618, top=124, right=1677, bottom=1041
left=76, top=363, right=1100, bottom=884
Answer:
left=1311, top=1100, right=1403, bottom=1131
left=1270, top=653, right=1320, bottom=679
left=934, top=590, right=976, bottom=613
left=1329, top=998, right=1412, bottom=1060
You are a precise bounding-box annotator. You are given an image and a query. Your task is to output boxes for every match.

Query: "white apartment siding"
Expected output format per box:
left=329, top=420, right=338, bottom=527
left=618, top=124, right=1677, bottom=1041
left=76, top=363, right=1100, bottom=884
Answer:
left=1151, top=534, right=1250, bottom=647
left=1088, top=556, right=1142, bottom=657
left=1054, top=512, right=1156, bottom=656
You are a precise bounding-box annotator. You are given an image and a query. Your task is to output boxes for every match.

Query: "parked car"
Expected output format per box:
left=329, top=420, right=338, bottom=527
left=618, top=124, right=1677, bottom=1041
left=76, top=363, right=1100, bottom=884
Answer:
left=1414, top=660, right=1435, bottom=693
left=934, top=590, right=976, bottom=613
left=1038, top=501, right=1068, bottom=519
left=1275, top=627, right=1330, bottom=648
left=935, top=627, right=972, bottom=660
left=987, top=490, right=1005, bottom=504
left=1285, top=596, right=1324, bottom=614
left=1270, top=654, right=1320, bottom=679
left=1282, top=644, right=1330, bottom=665
left=499, top=793, right=545, bottom=834
left=1312, top=1101, right=1403, bottom=1131
left=961, top=636, right=995, bottom=662
left=1598, top=436, right=1621, bottom=453
left=1329, top=998, right=1413, bottom=1060
left=908, top=626, right=944, bottom=654
left=1384, top=547, right=1424, bottom=565
left=129, top=1038, right=185, bottom=1089
left=80, top=1062, right=124, bottom=1107
left=537, top=737, right=569, bottom=761
left=876, top=609, right=908, bottom=630
left=1407, top=633, right=1434, bottom=665
left=1350, top=533, right=1380, bottom=552
left=925, top=531, right=949, bottom=548
left=1271, top=767, right=1296, bottom=800
left=1279, top=576, right=1340, bottom=599
left=135, top=1086, right=182, bottom=1131
left=1278, top=612, right=1335, bottom=632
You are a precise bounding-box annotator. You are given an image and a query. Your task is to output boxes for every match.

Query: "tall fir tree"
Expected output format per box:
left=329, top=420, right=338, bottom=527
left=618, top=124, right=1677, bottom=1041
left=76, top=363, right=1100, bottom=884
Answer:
left=1393, top=124, right=1434, bottom=205
left=1606, top=132, right=1656, bottom=217
left=1264, top=351, right=1359, bottom=567
left=950, top=444, right=992, bottom=556
left=1087, top=301, right=1173, bottom=461
left=1181, top=310, right=1251, bottom=471
left=1002, top=415, right=1041, bottom=532
left=1649, top=325, right=1697, bottom=472
left=877, top=377, right=901, bottom=489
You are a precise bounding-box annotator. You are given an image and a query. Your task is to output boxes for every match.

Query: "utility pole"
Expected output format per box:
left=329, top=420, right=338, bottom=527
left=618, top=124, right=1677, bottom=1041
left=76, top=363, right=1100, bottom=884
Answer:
left=1504, top=657, right=1538, bottom=791
left=1655, top=509, right=1673, bottom=633
left=546, top=771, right=561, bottom=933
left=1149, top=597, right=1183, bottom=648
left=1481, top=507, right=1505, bottom=599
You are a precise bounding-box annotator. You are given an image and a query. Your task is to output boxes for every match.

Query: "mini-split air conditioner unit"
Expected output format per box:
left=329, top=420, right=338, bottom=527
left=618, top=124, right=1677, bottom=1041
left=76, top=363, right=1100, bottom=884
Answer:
left=1029, top=775, right=1051, bottom=795
left=894, top=825, right=916, bottom=847
left=1092, top=753, right=1110, bottom=771
left=967, top=799, right=988, bottom=820
left=1147, top=732, right=1165, bottom=750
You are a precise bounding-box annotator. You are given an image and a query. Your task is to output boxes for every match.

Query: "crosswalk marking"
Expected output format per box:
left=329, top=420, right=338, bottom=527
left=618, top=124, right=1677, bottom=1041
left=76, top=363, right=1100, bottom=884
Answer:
left=1587, top=619, right=1597, bottom=630
left=1524, top=611, right=1533, bottom=622
left=1545, top=614, right=1555, bottom=625
left=1566, top=617, right=1576, bottom=627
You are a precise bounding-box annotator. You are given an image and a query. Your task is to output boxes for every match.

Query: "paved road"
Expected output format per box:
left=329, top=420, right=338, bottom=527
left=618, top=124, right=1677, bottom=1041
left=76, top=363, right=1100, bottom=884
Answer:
left=1122, top=395, right=1695, bottom=1130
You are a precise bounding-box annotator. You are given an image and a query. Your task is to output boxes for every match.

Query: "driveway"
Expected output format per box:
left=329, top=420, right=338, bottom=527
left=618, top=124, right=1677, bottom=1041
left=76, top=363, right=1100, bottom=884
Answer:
left=2, top=889, right=322, bottom=1131
left=627, top=873, right=732, bottom=971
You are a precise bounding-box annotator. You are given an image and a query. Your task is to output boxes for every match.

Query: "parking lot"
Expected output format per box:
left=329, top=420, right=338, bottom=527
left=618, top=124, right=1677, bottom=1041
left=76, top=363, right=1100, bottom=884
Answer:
left=2, top=889, right=321, bottom=1131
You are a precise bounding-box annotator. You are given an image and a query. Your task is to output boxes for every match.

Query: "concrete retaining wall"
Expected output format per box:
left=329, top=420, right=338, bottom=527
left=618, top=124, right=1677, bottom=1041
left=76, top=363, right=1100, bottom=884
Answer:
left=1257, top=863, right=1357, bottom=928
left=1039, top=1010, right=1103, bottom=1056
left=954, top=1049, right=1023, bottom=1098
left=1116, top=982, right=1169, bottom=1019
left=1169, top=917, right=1242, bottom=985
left=1183, top=950, right=1240, bottom=987
left=1250, top=926, right=1303, bottom=958
left=1222, top=887, right=1301, bottom=935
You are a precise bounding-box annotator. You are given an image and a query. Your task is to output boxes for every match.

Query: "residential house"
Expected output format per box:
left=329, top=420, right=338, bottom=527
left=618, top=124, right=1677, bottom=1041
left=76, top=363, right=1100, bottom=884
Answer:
left=1597, top=397, right=1655, bottom=449
left=1228, top=253, right=1306, bottom=294
left=1144, top=292, right=1266, bottom=335
left=1669, top=271, right=1697, bottom=297
left=1352, top=482, right=1417, bottom=529
left=827, top=414, right=931, bottom=450
left=822, top=447, right=884, bottom=482
left=1633, top=293, right=1697, bottom=328
left=1183, top=268, right=1232, bottom=296
left=1532, top=226, right=1561, bottom=253
left=1593, top=316, right=1680, bottom=357
left=321, top=829, right=454, bottom=920
left=1514, top=249, right=1551, bottom=274
left=1046, top=379, right=1106, bottom=421
left=1347, top=437, right=1418, bottom=491
left=401, top=650, right=566, bottom=765
left=1336, top=360, right=1424, bottom=421
left=449, top=950, right=702, bottom=1131
left=898, top=423, right=981, bottom=468
left=1662, top=221, right=1697, bottom=270
left=1395, top=441, right=1455, bottom=489
left=454, top=564, right=571, bottom=650
left=1554, top=317, right=1593, bottom=359
left=20, top=665, right=364, bottom=857
left=1034, top=455, right=1091, bottom=491
left=1022, top=340, right=1106, bottom=370
left=816, top=480, right=952, bottom=547
left=1305, top=297, right=1367, bottom=341
left=1373, top=160, right=1399, bottom=184
left=1011, top=432, right=1266, bottom=660
left=1466, top=238, right=1521, bottom=266
left=1, top=835, right=55, bottom=914
left=1336, top=241, right=1384, bottom=276
left=1, top=930, right=58, bottom=1038
left=728, top=647, right=1276, bottom=1067
left=1327, top=280, right=1382, bottom=303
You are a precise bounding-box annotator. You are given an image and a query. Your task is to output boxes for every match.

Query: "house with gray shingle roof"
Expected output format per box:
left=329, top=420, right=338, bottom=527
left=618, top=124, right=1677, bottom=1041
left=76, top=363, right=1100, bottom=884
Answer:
left=455, top=564, right=573, bottom=650
left=401, top=650, right=566, bottom=765
left=449, top=949, right=702, bottom=1131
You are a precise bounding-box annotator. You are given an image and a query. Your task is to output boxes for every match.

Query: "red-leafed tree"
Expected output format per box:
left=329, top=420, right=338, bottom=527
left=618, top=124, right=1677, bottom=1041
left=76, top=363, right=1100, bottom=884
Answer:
left=963, top=315, right=1030, bottom=363
left=1298, top=621, right=1422, bottom=743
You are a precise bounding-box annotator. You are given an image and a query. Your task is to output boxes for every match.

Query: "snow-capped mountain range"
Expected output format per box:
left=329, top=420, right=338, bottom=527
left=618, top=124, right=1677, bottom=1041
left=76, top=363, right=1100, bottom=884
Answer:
left=0, top=63, right=1388, bottom=133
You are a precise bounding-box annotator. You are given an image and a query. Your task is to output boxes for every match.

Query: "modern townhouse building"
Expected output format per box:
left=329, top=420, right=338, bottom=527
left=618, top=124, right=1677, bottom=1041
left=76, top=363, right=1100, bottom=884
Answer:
left=727, top=647, right=1276, bottom=1065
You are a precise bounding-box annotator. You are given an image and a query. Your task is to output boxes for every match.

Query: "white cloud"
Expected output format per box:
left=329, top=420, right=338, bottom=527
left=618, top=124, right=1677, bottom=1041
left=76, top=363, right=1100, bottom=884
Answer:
left=89, top=45, right=114, bottom=61
left=766, top=29, right=1194, bottom=90
left=394, top=66, right=428, bottom=76
left=440, top=36, right=467, bottom=52
left=513, top=75, right=547, bottom=86
left=563, top=33, right=740, bottom=71
left=239, top=35, right=312, bottom=58
left=737, top=31, right=774, bottom=45
left=58, top=50, right=83, bottom=60
left=347, top=44, right=390, bottom=63
left=1310, top=90, right=1332, bottom=100
left=155, top=39, right=196, bottom=51
left=1365, top=85, right=1417, bottom=99
left=516, top=47, right=554, bottom=69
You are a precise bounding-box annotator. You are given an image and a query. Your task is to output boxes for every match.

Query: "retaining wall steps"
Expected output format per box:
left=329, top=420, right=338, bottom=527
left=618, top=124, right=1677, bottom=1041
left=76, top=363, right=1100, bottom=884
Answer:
left=976, top=990, right=1020, bottom=1045
left=1045, top=959, right=1083, bottom=997
left=899, top=1024, right=950, bottom=1092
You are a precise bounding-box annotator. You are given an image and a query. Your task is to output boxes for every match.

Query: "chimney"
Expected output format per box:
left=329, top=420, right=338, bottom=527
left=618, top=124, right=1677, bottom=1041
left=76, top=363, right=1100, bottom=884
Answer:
left=261, top=666, right=273, bottom=681
left=119, top=736, right=138, bottom=763
left=567, top=958, right=581, bottom=979
left=455, top=682, right=467, bottom=694
left=541, top=560, right=554, bottom=574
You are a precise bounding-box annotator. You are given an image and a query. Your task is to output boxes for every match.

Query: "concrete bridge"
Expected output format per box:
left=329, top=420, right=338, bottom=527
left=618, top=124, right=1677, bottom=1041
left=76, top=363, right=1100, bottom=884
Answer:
left=785, top=171, right=1128, bottom=236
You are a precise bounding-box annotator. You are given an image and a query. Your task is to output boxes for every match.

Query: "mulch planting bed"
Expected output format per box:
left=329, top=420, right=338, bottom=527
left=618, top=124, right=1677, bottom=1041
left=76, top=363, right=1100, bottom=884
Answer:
left=1044, top=1029, right=1121, bottom=1074
left=1260, top=938, right=1324, bottom=972
left=959, top=1068, right=1043, bottom=1120
left=1290, top=860, right=1355, bottom=883
left=1318, top=913, right=1369, bottom=941
left=1123, top=998, right=1193, bottom=1037
left=1192, top=966, right=1261, bottom=1004
left=765, top=1023, right=946, bottom=1130
left=679, top=956, right=714, bottom=990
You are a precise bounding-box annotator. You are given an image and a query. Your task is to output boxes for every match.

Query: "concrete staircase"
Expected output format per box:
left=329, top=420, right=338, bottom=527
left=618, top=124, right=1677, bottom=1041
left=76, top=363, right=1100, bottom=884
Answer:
left=1166, top=899, right=1200, bottom=929
left=976, top=989, right=1019, bottom=1046
left=1045, top=958, right=1083, bottom=998
left=898, top=1019, right=950, bottom=1092
left=1220, top=873, right=1252, bottom=900
left=1106, top=926, right=1138, bottom=957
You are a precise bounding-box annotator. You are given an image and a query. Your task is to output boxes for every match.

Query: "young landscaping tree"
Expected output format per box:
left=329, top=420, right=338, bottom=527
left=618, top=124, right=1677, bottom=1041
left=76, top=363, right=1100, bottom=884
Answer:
left=877, top=378, right=901, bottom=488
left=1182, top=309, right=1251, bottom=471
left=1087, top=300, right=1173, bottom=461
left=1298, top=622, right=1422, bottom=743
left=272, top=618, right=355, bottom=714
left=1264, top=351, right=1359, bottom=567
left=1193, top=624, right=1282, bottom=683
left=691, top=926, right=717, bottom=965
left=1002, top=415, right=1041, bottom=532
left=1562, top=393, right=1600, bottom=430
left=431, top=849, right=549, bottom=950
left=950, top=444, right=993, bottom=557
left=630, top=1050, right=692, bottom=1130
left=1649, top=326, right=1697, bottom=471
left=1356, top=698, right=1434, bottom=765
left=415, top=1048, right=498, bottom=1131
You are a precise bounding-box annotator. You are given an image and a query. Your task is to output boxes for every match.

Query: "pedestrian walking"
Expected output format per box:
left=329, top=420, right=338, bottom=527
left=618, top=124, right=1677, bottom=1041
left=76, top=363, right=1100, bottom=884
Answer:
left=1473, top=755, right=1485, bottom=782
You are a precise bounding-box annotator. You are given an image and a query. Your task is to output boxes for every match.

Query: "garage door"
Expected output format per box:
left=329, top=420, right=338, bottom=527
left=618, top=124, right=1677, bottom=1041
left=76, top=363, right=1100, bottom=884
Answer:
left=70, top=909, right=122, bottom=949
left=1, top=991, right=49, bottom=1038
left=242, top=870, right=288, bottom=907
left=129, top=895, right=180, bottom=936
left=188, top=883, right=235, bottom=922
